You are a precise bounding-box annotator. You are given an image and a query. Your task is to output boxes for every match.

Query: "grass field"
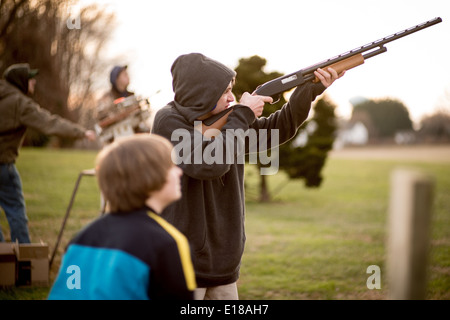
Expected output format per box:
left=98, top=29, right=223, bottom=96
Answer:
left=0, top=145, right=449, bottom=300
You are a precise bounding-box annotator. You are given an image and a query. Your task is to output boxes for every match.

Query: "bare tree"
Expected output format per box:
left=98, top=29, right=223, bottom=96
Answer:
left=61, top=3, right=117, bottom=130
left=0, top=0, right=116, bottom=146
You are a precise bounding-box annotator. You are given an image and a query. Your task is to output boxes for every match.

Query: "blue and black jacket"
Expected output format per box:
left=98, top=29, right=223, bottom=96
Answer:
left=48, top=208, right=196, bottom=300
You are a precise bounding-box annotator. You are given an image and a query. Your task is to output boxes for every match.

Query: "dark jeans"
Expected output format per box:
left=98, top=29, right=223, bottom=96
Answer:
left=0, top=163, right=30, bottom=243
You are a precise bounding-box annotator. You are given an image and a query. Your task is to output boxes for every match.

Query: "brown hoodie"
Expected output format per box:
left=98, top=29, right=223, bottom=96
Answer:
left=0, top=73, right=86, bottom=163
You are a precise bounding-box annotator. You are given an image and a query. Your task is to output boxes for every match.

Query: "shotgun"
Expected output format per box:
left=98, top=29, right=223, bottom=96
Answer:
left=201, top=17, right=442, bottom=135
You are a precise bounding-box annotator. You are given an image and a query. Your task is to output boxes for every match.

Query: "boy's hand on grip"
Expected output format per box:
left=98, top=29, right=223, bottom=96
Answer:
left=239, top=92, right=273, bottom=118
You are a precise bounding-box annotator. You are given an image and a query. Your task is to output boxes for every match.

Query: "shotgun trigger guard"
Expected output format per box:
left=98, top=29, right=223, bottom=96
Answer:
left=270, top=95, right=281, bottom=105
left=254, top=85, right=280, bottom=104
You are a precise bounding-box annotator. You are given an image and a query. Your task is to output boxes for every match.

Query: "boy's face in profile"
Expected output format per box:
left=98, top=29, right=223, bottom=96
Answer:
left=211, top=81, right=235, bottom=115
left=148, top=165, right=183, bottom=209
left=197, top=80, right=235, bottom=121
left=115, top=69, right=130, bottom=91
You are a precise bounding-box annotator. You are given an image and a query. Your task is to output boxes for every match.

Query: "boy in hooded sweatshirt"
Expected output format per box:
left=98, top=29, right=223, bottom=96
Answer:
left=152, top=53, right=343, bottom=299
left=0, top=63, right=96, bottom=243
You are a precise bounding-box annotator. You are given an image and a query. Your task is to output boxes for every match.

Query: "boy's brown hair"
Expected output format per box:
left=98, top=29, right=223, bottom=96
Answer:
left=95, top=134, right=174, bottom=212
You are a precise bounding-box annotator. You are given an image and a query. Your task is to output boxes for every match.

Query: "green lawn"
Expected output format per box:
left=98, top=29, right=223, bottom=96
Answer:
left=241, top=159, right=449, bottom=299
left=0, top=147, right=448, bottom=300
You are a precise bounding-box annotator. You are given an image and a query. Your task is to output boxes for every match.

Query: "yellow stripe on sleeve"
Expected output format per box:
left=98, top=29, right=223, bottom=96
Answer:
left=149, top=212, right=197, bottom=291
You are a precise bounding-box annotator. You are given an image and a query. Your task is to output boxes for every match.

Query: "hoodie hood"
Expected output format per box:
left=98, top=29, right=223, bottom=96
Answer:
left=2, top=63, right=37, bottom=94
left=171, top=53, right=236, bottom=123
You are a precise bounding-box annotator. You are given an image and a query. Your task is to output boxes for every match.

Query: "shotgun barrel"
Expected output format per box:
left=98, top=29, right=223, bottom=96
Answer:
left=201, top=17, right=442, bottom=135
left=255, top=17, right=442, bottom=100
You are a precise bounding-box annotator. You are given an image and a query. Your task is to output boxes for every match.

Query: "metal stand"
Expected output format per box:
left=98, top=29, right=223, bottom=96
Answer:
left=49, top=169, right=104, bottom=268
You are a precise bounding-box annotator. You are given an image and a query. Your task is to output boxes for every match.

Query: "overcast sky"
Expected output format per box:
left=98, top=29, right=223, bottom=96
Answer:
left=78, top=0, right=450, bottom=124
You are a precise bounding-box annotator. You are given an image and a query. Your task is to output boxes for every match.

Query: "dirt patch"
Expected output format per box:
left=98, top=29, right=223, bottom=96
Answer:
left=330, top=144, right=450, bottom=163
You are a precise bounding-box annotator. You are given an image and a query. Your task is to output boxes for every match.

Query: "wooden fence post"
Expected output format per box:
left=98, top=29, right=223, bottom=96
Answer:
left=387, top=168, right=434, bottom=300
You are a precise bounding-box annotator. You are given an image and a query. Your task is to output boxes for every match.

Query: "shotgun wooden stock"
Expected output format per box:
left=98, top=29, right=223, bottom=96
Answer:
left=312, top=54, right=364, bottom=83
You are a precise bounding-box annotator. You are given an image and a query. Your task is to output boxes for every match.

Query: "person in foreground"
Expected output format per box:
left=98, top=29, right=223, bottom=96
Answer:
left=48, top=134, right=196, bottom=300
left=152, top=53, right=343, bottom=299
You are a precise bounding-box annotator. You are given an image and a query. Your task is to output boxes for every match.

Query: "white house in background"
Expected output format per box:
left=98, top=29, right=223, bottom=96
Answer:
left=291, top=121, right=318, bottom=148
left=334, top=121, right=369, bottom=149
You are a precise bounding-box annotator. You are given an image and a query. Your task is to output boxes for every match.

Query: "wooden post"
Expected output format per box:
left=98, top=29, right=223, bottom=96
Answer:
left=387, top=168, right=434, bottom=300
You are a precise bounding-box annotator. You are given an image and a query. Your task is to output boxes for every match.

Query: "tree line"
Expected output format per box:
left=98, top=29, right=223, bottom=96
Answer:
left=351, top=97, right=450, bottom=144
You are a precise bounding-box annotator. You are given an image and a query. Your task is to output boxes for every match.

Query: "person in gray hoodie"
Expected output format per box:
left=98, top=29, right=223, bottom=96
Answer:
left=152, top=53, right=343, bottom=299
